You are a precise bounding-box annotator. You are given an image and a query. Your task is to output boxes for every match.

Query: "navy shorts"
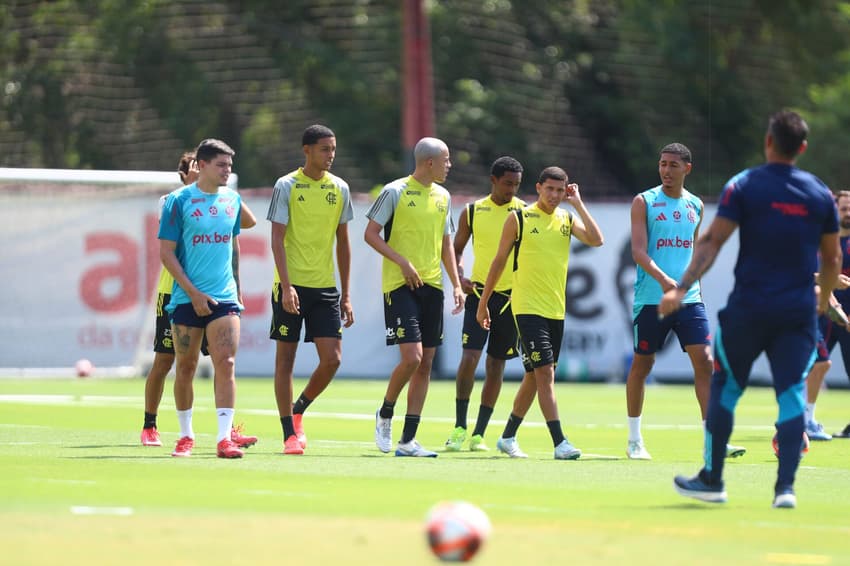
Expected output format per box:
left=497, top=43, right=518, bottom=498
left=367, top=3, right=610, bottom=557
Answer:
left=462, top=286, right=519, bottom=360
left=633, top=302, right=711, bottom=355
left=269, top=284, right=342, bottom=343
left=169, top=301, right=241, bottom=329
left=384, top=284, right=444, bottom=348
left=515, top=314, right=564, bottom=372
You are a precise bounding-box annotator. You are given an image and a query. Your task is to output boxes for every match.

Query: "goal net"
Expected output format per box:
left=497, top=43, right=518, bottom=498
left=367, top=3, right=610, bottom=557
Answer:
left=0, top=167, right=236, bottom=378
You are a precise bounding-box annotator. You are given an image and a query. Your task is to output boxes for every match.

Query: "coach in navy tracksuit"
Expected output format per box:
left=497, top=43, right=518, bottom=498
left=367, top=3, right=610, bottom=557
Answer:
left=659, top=110, right=840, bottom=509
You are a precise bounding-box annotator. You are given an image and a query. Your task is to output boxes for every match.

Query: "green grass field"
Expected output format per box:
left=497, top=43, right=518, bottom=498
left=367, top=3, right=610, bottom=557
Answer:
left=1, top=377, right=848, bottom=565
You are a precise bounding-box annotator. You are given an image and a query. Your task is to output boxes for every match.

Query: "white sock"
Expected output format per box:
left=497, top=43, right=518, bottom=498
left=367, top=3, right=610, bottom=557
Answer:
left=805, top=402, right=816, bottom=424
left=176, top=409, right=194, bottom=439
left=217, top=408, right=235, bottom=443
left=628, top=416, right=642, bottom=442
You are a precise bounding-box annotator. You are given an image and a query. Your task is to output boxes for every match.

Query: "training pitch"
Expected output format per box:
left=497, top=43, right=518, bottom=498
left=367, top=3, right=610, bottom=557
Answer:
left=1, top=377, right=848, bottom=565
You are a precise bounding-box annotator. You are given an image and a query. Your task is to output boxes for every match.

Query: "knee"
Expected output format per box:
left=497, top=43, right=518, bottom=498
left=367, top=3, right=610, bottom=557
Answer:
left=319, top=353, right=342, bottom=373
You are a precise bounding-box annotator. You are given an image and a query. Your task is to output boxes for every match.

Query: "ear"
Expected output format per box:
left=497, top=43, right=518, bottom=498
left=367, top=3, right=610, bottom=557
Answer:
left=684, top=162, right=693, bottom=175
left=797, top=139, right=808, bottom=156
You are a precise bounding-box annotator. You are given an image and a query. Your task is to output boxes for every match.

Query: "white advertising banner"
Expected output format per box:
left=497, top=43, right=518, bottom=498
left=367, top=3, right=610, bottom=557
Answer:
left=0, top=189, right=843, bottom=386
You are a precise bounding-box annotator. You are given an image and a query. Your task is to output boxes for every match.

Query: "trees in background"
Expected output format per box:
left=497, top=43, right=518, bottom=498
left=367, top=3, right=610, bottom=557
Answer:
left=1, top=0, right=849, bottom=194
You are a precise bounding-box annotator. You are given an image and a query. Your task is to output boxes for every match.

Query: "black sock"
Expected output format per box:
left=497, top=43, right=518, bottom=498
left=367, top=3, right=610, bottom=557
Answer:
left=455, top=398, right=470, bottom=429
left=143, top=412, right=157, bottom=429
left=546, top=420, right=565, bottom=446
left=292, top=393, right=313, bottom=415
left=502, top=413, right=523, bottom=438
left=401, top=414, right=421, bottom=444
left=280, top=416, right=295, bottom=439
left=379, top=398, right=395, bottom=419
left=472, top=405, right=494, bottom=437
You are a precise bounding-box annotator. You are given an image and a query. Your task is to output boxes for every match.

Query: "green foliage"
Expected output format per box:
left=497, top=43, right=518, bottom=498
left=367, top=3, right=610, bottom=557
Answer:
left=2, top=1, right=850, bottom=194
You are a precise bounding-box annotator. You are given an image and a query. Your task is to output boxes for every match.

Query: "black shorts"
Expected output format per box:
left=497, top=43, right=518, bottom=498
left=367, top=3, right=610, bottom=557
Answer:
left=462, top=285, right=519, bottom=360
left=515, top=314, right=564, bottom=372
left=269, top=283, right=342, bottom=343
left=384, top=284, right=444, bottom=348
left=154, top=293, right=175, bottom=354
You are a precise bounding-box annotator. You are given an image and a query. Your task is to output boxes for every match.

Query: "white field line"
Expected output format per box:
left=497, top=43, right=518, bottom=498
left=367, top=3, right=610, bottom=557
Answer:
left=70, top=506, right=134, bottom=516
left=0, top=394, right=779, bottom=431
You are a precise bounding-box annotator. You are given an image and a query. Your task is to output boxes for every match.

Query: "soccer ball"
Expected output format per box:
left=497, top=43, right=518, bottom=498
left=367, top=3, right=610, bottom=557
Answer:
left=771, top=431, right=810, bottom=458
left=75, top=358, right=93, bottom=377
left=425, top=501, right=491, bottom=562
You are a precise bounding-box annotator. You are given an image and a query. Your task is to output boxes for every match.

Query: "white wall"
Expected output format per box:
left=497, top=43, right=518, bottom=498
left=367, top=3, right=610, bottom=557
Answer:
left=1, top=189, right=844, bottom=386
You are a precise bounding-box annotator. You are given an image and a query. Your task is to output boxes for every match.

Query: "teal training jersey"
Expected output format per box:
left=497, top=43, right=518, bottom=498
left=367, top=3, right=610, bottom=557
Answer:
left=158, top=183, right=243, bottom=312
left=633, top=185, right=702, bottom=316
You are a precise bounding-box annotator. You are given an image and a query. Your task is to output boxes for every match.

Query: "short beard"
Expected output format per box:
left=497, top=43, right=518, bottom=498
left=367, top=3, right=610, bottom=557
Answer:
left=841, top=219, right=850, bottom=230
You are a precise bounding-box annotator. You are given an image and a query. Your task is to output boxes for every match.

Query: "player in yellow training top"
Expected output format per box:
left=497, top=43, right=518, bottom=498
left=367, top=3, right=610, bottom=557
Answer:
left=267, top=125, right=354, bottom=455
left=477, top=166, right=604, bottom=460
left=366, top=137, right=465, bottom=457
left=444, top=156, right=525, bottom=453
left=141, top=151, right=258, bottom=449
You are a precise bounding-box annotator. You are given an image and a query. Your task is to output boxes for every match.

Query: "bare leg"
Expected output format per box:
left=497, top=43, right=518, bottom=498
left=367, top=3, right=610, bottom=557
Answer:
left=480, top=355, right=505, bottom=408
left=145, top=352, right=174, bottom=414
left=685, top=344, right=713, bottom=420
left=172, top=324, right=204, bottom=411
left=625, top=353, right=655, bottom=417
left=302, top=337, right=342, bottom=400
left=383, top=342, right=423, bottom=403
left=274, top=341, right=298, bottom=417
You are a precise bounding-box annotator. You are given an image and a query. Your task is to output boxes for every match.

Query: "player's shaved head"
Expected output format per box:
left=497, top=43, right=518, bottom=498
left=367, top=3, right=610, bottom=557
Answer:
left=414, top=137, right=448, bottom=163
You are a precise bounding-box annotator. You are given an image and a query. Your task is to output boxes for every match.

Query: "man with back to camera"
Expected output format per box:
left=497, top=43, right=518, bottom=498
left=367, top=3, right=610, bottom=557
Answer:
left=662, top=110, right=840, bottom=508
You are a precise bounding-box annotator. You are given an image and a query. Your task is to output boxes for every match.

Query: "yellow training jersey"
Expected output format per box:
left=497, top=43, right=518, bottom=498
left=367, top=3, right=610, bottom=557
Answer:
left=510, top=203, right=574, bottom=319
left=366, top=176, right=453, bottom=293
left=468, top=195, right=525, bottom=291
left=156, top=268, right=174, bottom=296
left=267, top=168, right=354, bottom=288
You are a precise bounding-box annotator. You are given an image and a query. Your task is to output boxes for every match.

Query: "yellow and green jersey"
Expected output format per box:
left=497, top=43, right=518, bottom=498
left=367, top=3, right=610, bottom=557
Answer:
left=511, top=203, right=574, bottom=319
left=467, top=195, right=525, bottom=291
left=366, top=176, right=453, bottom=293
left=267, top=168, right=354, bottom=288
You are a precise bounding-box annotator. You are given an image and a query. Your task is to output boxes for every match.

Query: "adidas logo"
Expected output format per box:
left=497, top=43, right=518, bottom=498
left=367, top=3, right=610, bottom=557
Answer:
left=297, top=195, right=306, bottom=202
left=191, top=209, right=203, bottom=219
left=655, top=212, right=667, bottom=221
left=407, top=201, right=416, bottom=207
left=530, top=227, right=539, bottom=234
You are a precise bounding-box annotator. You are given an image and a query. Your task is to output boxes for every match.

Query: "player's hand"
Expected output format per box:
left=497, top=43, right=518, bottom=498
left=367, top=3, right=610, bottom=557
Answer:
left=401, top=261, right=423, bottom=290
left=476, top=305, right=491, bottom=330
left=563, top=183, right=581, bottom=204
left=661, top=277, right=678, bottom=293
left=838, top=274, right=850, bottom=290
left=281, top=284, right=300, bottom=315
left=190, top=291, right=217, bottom=317
left=340, top=295, right=355, bottom=328
left=657, top=288, right=685, bottom=319
left=451, top=286, right=465, bottom=315
left=460, top=276, right=475, bottom=295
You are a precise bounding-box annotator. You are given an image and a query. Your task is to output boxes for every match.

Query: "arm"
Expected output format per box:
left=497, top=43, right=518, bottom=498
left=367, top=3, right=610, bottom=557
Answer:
left=564, top=184, right=603, bottom=247
left=658, top=216, right=738, bottom=316
left=441, top=233, right=465, bottom=315
left=231, top=235, right=241, bottom=305
left=630, top=195, right=676, bottom=291
left=453, top=207, right=474, bottom=294
left=476, top=214, right=519, bottom=330
left=239, top=201, right=257, bottom=229
left=270, top=221, right=300, bottom=314
left=364, top=219, right=423, bottom=289
left=818, top=232, right=841, bottom=315
left=336, top=222, right=354, bottom=327
left=159, top=239, right=216, bottom=316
